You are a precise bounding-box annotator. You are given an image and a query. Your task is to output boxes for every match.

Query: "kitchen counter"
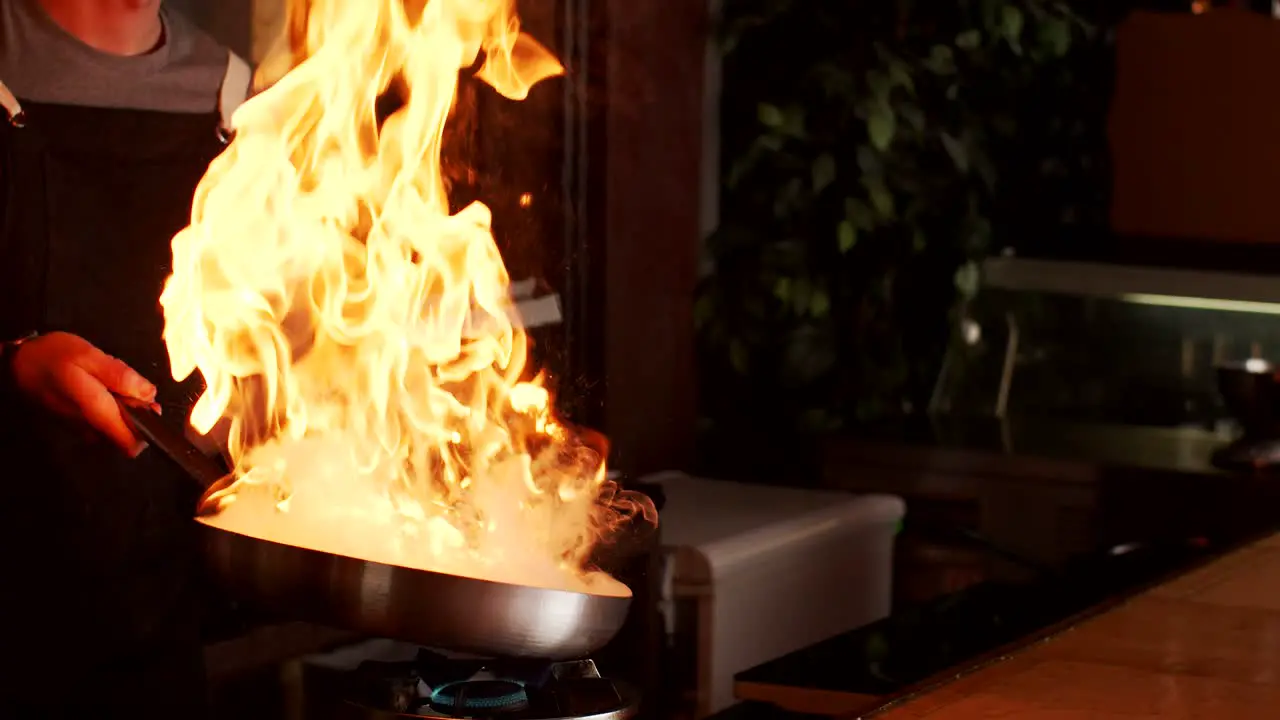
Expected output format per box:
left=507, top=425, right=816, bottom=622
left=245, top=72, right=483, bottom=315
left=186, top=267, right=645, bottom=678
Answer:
left=729, top=528, right=1235, bottom=717
left=702, top=417, right=1280, bottom=720
left=866, top=529, right=1280, bottom=719
left=715, top=527, right=1280, bottom=720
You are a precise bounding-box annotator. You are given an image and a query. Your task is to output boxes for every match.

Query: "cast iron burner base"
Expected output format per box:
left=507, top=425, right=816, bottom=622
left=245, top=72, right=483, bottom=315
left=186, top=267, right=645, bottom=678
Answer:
left=337, top=649, right=638, bottom=720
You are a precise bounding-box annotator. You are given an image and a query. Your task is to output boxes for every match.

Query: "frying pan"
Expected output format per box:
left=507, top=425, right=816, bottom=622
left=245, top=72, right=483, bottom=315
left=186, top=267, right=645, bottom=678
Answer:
left=116, top=398, right=633, bottom=659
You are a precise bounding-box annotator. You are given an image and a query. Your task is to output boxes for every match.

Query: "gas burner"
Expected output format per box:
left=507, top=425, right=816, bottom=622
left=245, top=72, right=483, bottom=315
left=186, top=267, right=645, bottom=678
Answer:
left=338, top=650, right=638, bottom=720
left=430, top=679, right=530, bottom=715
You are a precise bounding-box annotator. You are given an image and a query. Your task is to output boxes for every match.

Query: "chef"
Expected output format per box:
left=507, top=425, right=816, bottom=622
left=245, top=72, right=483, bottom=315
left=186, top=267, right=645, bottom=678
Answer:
left=0, top=0, right=249, bottom=715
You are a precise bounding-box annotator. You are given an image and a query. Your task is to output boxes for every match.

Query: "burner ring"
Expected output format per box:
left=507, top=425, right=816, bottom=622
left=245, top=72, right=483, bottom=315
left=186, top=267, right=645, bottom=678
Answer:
left=429, top=679, right=529, bottom=714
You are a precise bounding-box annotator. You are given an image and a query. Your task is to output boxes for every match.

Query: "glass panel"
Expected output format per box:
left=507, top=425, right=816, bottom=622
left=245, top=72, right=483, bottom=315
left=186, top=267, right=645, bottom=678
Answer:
left=935, top=288, right=1280, bottom=428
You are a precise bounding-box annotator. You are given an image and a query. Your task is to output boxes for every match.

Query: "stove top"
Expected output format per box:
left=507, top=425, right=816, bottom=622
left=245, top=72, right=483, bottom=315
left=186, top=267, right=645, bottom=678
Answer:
left=337, top=649, right=638, bottom=720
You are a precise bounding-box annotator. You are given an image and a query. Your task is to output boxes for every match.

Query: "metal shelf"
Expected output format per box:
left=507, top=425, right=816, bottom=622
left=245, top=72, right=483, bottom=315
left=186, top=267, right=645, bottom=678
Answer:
left=982, top=256, right=1280, bottom=310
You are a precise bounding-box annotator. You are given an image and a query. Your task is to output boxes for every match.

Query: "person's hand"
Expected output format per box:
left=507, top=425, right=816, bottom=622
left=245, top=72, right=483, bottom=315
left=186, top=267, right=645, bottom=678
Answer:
left=9, top=332, right=157, bottom=457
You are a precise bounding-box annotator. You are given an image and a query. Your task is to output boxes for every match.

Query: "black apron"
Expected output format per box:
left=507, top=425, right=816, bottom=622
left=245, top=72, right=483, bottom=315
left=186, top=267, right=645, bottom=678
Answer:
left=0, top=94, right=227, bottom=716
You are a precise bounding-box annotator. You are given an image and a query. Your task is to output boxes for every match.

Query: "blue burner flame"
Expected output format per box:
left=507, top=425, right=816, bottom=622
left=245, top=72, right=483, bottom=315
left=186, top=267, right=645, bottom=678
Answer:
left=430, top=679, right=529, bottom=714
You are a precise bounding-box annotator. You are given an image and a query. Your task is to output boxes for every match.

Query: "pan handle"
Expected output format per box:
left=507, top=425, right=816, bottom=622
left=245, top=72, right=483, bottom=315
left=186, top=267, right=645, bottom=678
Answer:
left=115, top=395, right=228, bottom=490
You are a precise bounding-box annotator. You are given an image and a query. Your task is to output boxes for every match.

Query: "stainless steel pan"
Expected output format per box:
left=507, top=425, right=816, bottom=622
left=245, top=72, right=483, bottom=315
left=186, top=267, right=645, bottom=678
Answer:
left=118, top=399, right=633, bottom=659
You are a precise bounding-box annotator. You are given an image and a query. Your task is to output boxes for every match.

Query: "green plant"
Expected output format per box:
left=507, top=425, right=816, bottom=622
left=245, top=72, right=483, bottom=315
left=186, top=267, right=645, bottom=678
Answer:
left=696, top=0, right=1102, bottom=436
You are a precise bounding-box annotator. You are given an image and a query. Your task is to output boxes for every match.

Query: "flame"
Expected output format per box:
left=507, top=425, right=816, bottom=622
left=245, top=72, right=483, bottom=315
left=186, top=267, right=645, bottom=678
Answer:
left=160, top=0, right=653, bottom=597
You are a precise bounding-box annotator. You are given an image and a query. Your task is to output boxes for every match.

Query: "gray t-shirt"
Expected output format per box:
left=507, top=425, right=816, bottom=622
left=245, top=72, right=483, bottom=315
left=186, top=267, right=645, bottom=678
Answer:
left=0, top=0, right=232, bottom=113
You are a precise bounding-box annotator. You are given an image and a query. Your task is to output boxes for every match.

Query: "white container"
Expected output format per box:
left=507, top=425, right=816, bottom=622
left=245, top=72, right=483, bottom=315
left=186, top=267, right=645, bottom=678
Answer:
left=646, top=471, right=904, bottom=717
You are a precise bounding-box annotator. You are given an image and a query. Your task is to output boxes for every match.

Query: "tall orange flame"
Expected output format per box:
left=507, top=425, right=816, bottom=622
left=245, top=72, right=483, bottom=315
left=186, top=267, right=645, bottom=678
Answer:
left=161, top=0, right=651, bottom=596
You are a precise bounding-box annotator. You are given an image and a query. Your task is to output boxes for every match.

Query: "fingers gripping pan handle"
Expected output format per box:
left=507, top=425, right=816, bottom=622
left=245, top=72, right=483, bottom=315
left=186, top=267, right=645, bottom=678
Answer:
left=115, top=396, right=229, bottom=490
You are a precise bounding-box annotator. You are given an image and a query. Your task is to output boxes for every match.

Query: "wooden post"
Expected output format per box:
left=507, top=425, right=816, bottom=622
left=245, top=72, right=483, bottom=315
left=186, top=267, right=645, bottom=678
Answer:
left=598, top=0, right=704, bottom=475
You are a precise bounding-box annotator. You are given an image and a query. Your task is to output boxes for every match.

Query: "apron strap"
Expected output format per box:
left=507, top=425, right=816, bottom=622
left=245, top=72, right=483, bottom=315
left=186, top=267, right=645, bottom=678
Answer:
left=217, top=50, right=252, bottom=142
left=0, top=78, right=25, bottom=127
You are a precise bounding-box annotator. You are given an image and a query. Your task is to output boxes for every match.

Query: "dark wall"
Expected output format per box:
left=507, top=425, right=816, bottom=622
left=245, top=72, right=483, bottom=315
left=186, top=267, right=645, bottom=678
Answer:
left=473, top=0, right=704, bottom=475
left=166, top=0, right=253, bottom=60
left=600, top=0, right=703, bottom=474
left=1111, top=9, right=1280, bottom=243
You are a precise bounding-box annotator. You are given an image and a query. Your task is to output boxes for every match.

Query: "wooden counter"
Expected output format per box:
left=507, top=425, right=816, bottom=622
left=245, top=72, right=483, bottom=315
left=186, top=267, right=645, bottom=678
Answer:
left=866, top=532, right=1280, bottom=719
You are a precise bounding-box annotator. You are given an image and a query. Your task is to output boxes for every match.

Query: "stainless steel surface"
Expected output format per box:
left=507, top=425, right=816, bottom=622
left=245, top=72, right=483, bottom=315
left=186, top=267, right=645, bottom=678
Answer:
left=200, top=521, right=633, bottom=659
left=119, top=395, right=631, bottom=658
left=982, top=256, right=1280, bottom=305
left=995, top=312, right=1020, bottom=419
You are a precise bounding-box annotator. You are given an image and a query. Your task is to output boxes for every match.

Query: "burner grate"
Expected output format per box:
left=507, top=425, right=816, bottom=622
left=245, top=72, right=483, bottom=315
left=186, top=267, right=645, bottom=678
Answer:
left=339, top=650, right=638, bottom=720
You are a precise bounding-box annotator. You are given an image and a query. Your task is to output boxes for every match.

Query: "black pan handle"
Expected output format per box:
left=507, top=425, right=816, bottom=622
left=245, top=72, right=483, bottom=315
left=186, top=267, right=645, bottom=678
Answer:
left=115, top=395, right=227, bottom=490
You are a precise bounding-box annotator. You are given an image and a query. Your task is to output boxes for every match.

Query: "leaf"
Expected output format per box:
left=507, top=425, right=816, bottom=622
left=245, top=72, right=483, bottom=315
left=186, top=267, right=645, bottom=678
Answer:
left=856, top=145, right=883, bottom=177
left=864, top=178, right=895, bottom=220
left=898, top=102, right=926, bottom=133
left=838, top=220, right=857, bottom=253
left=757, top=103, right=784, bottom=128
left=1039, top=16, right=1071, bottom=57
left=729, top=339, right=749, bottom=375
left=781, top=106, right=807, bottom=139
left=968, top=216, right=993, bottom=254
left=773, top=276, right=792, bottom=303
left=940, top=132, right=969, bottom=173
left=955, top=29, right=982, bottom=50
left=812, top=153, right=837, bottom=192
left=846, top=197, right=875, bottom=230
left=810, top=288, right=831, bottom=318
left=1001, top=6, right=1024, bottom=45
left=867, top=70, right=892, bottom=102
left=954, top=262, right=981, bottom=299
left=925, top=45, right=956, bottom=75
left=867, top=105, right=896, bottom=151
left=912, top=230, right=927, bottom=253
left=946, top=83, right=959, bottom=101
left=758, top=134, right=783, bottom=151
left=887, top=60, right=915, bottom=95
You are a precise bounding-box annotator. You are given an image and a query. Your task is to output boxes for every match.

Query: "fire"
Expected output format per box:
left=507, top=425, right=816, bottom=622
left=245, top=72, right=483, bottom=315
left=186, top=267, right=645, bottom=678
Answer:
left=160, top=0, right=651, bottom=597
